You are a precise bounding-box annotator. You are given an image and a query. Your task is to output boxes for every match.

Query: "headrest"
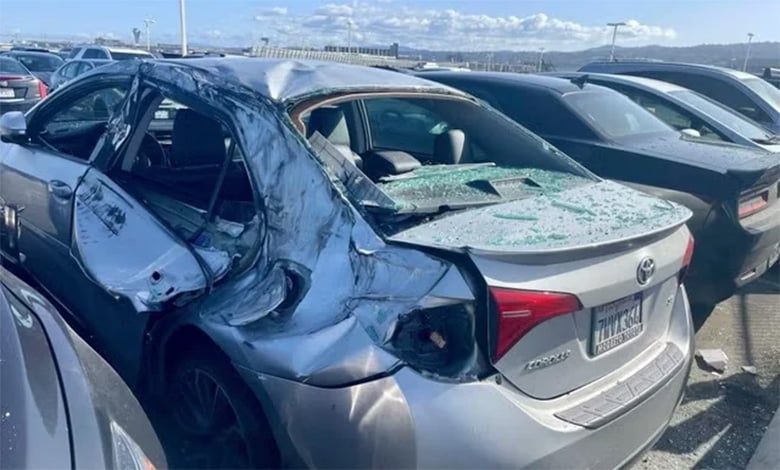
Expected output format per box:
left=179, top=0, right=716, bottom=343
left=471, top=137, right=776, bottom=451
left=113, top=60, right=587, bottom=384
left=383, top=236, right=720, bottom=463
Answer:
left=171, top=109, right=226, bottom=167
left=306, top=107, right=351, bottom=147
left=433, top=129, right=471, bottom=165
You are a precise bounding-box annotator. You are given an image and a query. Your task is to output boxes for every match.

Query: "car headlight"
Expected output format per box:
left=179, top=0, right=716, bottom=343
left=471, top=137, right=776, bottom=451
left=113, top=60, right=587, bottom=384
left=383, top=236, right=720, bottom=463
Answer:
left=110, top=421, right=157, bottom=470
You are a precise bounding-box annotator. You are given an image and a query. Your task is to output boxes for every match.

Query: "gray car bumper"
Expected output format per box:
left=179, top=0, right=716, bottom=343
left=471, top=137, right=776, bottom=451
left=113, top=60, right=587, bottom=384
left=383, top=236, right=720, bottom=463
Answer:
left=239, top=287, right=693, bottom=469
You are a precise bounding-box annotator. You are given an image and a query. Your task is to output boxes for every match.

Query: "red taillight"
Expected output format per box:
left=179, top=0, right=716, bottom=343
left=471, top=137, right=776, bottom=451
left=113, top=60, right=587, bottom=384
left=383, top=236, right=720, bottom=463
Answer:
left=490, top=288, right=581, bottom=362
left=0, top=75, right=23, bottom=81
left=37, top=80, right=47, bottom=99
left=738, top=190, right=768, bottom=218
left=679, top=235, right=695, bottom=283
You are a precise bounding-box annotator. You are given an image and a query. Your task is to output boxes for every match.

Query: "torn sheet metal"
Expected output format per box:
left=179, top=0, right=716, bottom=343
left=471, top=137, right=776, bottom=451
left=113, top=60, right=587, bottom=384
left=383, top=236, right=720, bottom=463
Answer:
left=93, top=63, right=465, bottom=385
left=135, top=77, right=456, bottom=383
left=72, top=170, right=231, bottom=312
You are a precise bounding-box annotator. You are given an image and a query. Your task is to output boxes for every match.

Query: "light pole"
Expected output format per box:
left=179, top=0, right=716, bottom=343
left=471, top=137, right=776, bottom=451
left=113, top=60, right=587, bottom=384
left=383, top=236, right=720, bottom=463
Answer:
left=607, top=22, right=626, bottom=62
left=179, top=0, right=188, bottom=56
left=537, top=47, right=545, bottom=72
left=743, top=32, right=755, bottom=72
left=346, top=18, right=354, bottom=54
left=143, top=18, right=155, bottom=52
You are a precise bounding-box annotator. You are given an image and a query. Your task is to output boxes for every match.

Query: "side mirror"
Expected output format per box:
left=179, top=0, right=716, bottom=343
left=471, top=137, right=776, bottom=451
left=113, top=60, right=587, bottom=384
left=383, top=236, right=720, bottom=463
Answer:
left=681, top=128, right=701, bottom=138
left=0, top=112, right=28, bottom=144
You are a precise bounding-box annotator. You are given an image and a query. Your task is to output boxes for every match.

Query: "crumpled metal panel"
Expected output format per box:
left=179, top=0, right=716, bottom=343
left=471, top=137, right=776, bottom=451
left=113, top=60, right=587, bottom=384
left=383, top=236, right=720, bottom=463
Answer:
left=135, top=64, right=459, bottom=384
left=164, top=57, right=464, bottom=104
left=72, top=170, right=231, bottom=312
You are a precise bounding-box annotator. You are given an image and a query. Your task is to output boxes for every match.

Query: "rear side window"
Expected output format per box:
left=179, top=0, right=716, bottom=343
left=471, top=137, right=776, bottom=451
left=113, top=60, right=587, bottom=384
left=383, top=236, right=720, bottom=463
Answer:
left=76, top=62, right=94, bottom=75
left=59, top=62, right=79, bottom=79
left=83, top=48, right=108, bottom=59
left=630, top=71, right=771, bottom=124
left=608, top=84, right=724, bottom=140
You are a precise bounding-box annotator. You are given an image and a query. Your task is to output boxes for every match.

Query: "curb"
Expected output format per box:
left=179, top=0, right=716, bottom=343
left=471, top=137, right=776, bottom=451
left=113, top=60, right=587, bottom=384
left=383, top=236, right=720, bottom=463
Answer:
left=747, top=409, right=780, bottom=469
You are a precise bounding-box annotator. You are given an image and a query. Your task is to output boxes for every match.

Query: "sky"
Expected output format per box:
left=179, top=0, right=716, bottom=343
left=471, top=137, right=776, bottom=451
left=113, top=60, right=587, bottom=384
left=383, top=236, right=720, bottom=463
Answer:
left=0, top=0, right=778, bottom=52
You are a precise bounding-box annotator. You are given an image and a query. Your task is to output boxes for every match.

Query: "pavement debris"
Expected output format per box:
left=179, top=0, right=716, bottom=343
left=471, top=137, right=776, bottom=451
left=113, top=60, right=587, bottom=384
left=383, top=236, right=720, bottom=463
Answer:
left=696, top=348, right=729, bottom=372
left=742, top=365, right=759, bottom=375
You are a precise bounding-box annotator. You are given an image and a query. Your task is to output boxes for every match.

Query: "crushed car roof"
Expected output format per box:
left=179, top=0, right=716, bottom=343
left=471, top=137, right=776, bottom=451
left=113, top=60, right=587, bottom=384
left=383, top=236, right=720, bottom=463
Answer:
left=164, top=57, right=466, bottom=103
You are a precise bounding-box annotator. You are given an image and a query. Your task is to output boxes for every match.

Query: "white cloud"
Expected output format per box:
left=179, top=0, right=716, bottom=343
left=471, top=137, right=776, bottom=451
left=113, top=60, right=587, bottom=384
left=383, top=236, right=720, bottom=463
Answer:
left=255, top=6, right=288, bottom=19
left=183, top=2, right=676, bottom=51
left=287, top=3, right=676, bottom=51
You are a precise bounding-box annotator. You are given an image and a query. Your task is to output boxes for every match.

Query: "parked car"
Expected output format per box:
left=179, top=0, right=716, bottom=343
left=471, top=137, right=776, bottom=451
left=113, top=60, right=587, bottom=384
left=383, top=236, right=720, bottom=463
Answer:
left=0, top=57, right=47, bottom=114
left=49, top=59, right=114, bottom=91
left=0, top=50, right=63, bottom=86
left=578, top=61, right=780, bottom=134
left=56, top=47, right=73, bottom=60
left=66, top=45, right=154, bottom=61
left=0, top=266, right=167, bottom=469
left=764, top=67, right=780, bottom=89
left=0, top=58, right=696, bottom=469
left=419, top=71, right=780, bottom=309
left=552, top=72, right=780, bottom=153
left=8, top=46, right=50, bottom=53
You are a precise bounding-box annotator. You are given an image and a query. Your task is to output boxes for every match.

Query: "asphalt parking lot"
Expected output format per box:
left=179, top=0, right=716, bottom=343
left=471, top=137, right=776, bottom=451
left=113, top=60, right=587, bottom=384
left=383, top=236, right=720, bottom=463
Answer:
left=638, top=267, right=780, bottom=470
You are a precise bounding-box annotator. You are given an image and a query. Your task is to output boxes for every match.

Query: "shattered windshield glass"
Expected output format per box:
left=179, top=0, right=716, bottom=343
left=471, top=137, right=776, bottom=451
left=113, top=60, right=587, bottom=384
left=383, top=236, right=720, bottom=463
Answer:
left=307, top=96, right=595, bottom=215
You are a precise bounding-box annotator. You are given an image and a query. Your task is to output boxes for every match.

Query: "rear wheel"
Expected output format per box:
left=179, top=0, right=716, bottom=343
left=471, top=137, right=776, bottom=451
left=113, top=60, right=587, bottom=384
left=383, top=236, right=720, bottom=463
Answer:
left=168, top=349, right=279, bottom=469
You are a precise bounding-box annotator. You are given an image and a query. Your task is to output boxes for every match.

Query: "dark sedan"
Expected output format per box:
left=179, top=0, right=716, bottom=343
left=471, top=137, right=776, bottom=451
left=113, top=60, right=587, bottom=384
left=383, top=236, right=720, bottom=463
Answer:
left=419, top=72, right=780, bottom=310
left=1, top=51, right=63, bottom=87
left=578, top=61, right=780, bottom=134
left=551, top=72, right=780, bottom=153
left=0, top=57, right=47, bottom=114
left=0, top=266, right=166, bottom=469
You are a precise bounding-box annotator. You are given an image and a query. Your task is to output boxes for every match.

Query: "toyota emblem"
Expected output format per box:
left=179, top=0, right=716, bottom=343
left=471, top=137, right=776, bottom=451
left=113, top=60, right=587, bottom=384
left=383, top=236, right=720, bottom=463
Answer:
left=637, top=257, right=655, bottom=285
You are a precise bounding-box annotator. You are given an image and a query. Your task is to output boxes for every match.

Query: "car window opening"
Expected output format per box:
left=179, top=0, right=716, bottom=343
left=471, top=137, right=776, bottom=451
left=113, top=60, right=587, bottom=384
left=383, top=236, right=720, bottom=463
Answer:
left=111, top=95, right=261, bottom=274
left=300, top=95, right=595, bottom=219
left=34, top=85, right=130, bottom=160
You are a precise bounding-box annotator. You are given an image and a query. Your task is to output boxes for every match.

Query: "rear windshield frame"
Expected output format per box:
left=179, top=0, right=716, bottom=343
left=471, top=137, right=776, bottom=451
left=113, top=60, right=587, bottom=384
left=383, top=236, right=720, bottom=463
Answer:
left=295, top=91, right=598, bottom=214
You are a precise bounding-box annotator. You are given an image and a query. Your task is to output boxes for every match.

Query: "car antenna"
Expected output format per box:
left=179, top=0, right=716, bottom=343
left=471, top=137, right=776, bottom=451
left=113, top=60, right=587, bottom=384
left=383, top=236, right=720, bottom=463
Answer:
left=571, top=74, right=589, bottom=89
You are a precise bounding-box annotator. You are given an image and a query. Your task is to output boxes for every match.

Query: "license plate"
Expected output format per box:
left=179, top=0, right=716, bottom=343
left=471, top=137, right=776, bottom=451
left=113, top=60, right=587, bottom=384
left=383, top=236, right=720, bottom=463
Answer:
left=154, top=110, right=169, bottom=120
left=0, top=88, right=14, bottom=98
left=591, top=293, right=643, bottom=356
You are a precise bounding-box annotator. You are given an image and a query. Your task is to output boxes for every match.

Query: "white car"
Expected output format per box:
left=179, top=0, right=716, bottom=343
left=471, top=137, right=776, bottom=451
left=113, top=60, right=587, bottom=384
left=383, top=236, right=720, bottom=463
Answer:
left=67, top=46, right=154, bottom=61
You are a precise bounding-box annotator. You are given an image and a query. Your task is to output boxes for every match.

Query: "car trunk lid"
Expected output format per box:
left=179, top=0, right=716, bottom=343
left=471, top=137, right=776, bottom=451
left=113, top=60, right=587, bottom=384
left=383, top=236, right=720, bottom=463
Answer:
left=391, top=180, right=693, bottom=398
left=0, top=75, right=36, bottom=100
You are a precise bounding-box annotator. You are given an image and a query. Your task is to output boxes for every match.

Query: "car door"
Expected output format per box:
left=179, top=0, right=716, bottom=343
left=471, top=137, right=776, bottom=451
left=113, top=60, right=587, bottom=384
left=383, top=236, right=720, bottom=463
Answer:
left=1, top=73, right=214, bottom=384
left=0, top=79, right=130, bottom=312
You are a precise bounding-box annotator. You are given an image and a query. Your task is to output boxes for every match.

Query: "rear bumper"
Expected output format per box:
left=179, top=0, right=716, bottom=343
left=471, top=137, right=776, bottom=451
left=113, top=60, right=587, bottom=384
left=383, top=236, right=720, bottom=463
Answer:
left=0, top=99, right=39, bottom=114
left=241, top=286, right=694, bottom=469
left=687, top=204, right=780, bottom=304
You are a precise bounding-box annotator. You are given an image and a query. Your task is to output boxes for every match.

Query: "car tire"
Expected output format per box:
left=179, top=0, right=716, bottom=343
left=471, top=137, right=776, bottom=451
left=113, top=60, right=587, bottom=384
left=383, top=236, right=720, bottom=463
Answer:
left=168, top=347, right=279, bottom=469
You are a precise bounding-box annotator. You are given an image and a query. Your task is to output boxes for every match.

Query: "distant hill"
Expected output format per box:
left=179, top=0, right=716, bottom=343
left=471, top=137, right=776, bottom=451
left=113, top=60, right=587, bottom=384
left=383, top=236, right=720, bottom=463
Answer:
left=399, top=41, right=780, bottom=73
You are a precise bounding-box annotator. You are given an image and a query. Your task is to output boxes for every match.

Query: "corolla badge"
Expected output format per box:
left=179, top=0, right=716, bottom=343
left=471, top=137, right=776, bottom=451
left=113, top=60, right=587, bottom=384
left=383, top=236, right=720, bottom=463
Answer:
left=637, top=257, right=656, bottom=285
left=526, top=349, right=571, bottom=370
